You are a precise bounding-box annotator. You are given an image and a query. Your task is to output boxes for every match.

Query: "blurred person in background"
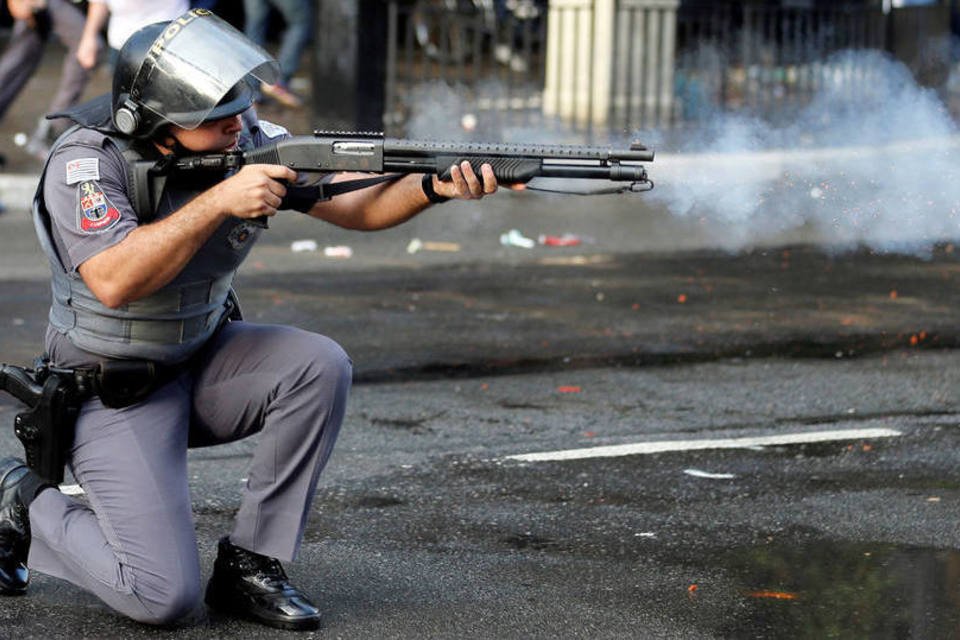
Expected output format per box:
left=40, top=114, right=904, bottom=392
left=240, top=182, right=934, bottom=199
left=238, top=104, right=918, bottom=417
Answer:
left=76, top=0, right=188, bottom=67
left=242, top=0, right=314, bottom=109
left=0, top=0, right=103, bottom=161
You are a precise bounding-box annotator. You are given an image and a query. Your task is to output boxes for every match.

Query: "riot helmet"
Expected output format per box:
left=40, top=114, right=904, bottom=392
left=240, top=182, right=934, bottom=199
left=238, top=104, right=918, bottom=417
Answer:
left=112, top=9, right=280, bottom=138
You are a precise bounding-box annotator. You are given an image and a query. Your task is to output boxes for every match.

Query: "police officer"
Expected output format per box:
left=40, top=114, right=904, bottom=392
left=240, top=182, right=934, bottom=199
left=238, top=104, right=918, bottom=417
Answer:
left=0, top=9, right=503, bottom=631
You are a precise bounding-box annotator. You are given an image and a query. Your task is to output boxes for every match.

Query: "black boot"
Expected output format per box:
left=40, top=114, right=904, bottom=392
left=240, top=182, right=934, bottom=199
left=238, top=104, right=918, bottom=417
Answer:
left=205, top=537, right=321, bottom=631
left=0, top=458, right=34, bottom=595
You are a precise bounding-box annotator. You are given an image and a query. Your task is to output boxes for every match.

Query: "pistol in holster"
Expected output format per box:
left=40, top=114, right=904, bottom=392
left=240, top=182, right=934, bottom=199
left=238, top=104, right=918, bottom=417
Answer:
left=0, top=357, right=173, bottom=485
left=0, top=358, right=84, bottom=485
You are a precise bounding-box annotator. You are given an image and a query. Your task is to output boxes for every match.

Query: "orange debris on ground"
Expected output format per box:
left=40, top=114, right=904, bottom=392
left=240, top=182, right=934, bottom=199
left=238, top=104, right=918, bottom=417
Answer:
left=747, top=590, right=799, bottom=600
left=557, top=386, right=582, bottom=394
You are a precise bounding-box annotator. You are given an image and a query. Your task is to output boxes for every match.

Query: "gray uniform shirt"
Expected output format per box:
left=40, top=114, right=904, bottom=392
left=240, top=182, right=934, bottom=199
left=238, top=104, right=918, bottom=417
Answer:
left=42, top=115, right=293, bottom=368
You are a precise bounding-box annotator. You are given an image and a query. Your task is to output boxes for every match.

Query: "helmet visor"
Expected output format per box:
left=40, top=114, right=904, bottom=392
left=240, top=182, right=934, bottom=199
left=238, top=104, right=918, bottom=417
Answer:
left=131, top=9, right=280, bottom=129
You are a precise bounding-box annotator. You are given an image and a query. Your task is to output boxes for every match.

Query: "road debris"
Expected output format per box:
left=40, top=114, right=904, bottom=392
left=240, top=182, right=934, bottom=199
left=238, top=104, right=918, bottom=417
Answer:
left=290, top=239, right=318, bottom=253
left=683, top=469, right=736, bottom=480
left=538, top=233, right=582, bottom=247
left=323, top=245, right=353, bottom=259
left=747, top=590, right=799, bottom=600
left=500, top=229, right=536, bottom=248
left=407, top=238, right=462, bottom=254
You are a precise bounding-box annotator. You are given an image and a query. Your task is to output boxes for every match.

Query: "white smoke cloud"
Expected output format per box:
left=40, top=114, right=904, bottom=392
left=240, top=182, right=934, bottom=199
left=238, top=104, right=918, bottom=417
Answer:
left=650, top=50, right=960, bottom=252
left=401, top=50, right=960, bottom=253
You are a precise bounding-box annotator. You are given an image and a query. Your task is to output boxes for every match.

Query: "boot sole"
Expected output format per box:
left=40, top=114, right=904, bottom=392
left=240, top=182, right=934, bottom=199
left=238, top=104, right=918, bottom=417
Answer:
left=205, top=585, right=321, bottom=631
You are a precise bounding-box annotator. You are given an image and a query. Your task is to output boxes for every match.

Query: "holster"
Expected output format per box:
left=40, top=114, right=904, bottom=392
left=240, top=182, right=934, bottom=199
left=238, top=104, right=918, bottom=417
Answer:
left=0, top=305, right=233, bottom=484
left=0, top=361, right=82, bottom=485
left=0, top=358, right=176, bottom=485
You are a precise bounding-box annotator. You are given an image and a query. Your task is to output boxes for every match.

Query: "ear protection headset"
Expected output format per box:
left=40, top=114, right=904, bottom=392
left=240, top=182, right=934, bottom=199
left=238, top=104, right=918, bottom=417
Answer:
left=113, top=95, right=141, bottom=136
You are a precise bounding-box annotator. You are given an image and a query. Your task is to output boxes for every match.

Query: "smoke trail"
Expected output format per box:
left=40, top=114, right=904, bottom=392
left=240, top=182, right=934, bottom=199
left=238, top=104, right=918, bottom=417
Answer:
left=650, top=50, right=960, bottom=252
left=402, top=51, right=959, bottom=252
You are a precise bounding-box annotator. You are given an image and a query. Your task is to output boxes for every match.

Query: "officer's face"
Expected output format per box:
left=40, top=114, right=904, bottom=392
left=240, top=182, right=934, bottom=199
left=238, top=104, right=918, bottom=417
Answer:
left=169, top=114, right=244, bottom=153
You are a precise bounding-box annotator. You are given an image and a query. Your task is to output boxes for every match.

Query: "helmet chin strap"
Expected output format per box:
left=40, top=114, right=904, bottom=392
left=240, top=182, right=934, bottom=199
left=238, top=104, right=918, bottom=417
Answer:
left=154, top=128, right=193, bottom=157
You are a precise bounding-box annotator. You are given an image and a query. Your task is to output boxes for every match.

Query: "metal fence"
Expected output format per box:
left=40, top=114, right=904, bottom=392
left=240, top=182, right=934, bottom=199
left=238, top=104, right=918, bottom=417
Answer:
left=384, top=0, right=548, bottom=135
left=384, top=0, right=950, bottom=136
left=670, top=3, right=890, bottom=127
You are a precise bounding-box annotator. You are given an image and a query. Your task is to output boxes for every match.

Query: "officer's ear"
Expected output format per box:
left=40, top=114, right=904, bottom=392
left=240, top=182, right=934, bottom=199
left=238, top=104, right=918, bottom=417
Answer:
left=151, top=126, right=178, bottom=154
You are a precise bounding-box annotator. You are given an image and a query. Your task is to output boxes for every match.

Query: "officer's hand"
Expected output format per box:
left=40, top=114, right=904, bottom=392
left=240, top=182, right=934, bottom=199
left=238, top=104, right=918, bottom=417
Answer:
left=430, top=162, right=489, bottom=200
left=218, top=165, right=298, bottom=220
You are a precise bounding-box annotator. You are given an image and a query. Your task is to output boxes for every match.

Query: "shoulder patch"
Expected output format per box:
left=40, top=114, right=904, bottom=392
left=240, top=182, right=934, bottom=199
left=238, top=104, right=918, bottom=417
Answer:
left=66, top=158, right=100, bottom=185
left=258, top=120, right=289, bottom=139
left=76, top=181, right=121, bottom=233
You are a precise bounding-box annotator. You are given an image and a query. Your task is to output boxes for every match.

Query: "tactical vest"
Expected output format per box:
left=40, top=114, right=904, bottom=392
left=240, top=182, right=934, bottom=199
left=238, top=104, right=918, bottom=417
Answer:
left=34, top=96, right=261, bottom=365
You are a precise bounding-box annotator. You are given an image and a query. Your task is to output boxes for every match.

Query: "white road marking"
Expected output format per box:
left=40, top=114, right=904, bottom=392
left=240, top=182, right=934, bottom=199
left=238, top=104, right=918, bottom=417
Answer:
left=505, top=428, right=902, bottom=462
left=684, top=468, right=737, bottom=479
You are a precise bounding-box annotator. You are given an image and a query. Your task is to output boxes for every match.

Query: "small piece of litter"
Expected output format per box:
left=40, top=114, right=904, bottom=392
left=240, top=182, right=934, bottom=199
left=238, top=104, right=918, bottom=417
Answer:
left=324, top=245, right=353, bottom=259
left=408, top=238, right=462, bottom=253
left=423, top=241, right=461, bottom=252
left=539, top=233, right=582, bottom=247
left=748, top=590, right=799, bottom=600
left=290, top=239, right=318, bottom=253
left=500, top=229, right=535, bottom=249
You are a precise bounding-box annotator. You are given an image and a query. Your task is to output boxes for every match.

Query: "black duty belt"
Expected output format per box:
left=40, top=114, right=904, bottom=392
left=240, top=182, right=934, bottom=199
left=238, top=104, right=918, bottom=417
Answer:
left=66, top=360, right=184, bottom=409
left=1, top=357, right=186, bottom=484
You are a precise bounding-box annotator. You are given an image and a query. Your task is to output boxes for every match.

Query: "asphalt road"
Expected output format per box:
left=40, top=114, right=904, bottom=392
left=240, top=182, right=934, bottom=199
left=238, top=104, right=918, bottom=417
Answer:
left=2, top=16, right=960, bottom=640
left=0, top=200, right=959, bottom=638
left=1, top=353, right=958, bottom=639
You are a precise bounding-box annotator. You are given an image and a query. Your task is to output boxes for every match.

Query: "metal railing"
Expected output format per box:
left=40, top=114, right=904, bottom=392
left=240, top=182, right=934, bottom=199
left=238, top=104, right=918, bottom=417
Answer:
left=384, top=0, right=548, bottom=136
left=384, top=0, right=949, bottom=136
left=672, top=2, right=889, bottom=127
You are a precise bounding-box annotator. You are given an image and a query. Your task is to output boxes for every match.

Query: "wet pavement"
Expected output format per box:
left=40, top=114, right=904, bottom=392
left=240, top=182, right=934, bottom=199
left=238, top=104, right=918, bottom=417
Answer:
left=1, top=27, right=960, bottom=640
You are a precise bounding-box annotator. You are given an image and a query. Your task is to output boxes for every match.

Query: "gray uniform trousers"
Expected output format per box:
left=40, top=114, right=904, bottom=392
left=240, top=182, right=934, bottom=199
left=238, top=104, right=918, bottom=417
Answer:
left=0, top=0, right=98, bottom=124
left=25, top=322, right=352, bottom=625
